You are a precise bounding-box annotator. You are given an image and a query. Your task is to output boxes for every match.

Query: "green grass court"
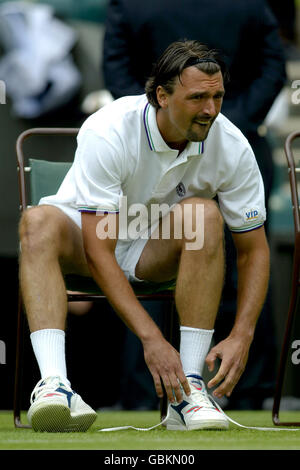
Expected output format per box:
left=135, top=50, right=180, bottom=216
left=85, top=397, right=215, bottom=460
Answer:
left=1, top=410, right=300, bottom=450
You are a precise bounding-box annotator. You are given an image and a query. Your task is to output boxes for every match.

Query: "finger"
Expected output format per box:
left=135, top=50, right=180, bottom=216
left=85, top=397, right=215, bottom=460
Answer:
left=213, top=363, right=244, bottom=398
left=152, top=371, right=164, bottom=399
left=205, top=350, right=218, bottom=372
left=207, top=362, right=229, bottom=390
left=178, top=374, right=191, bottom=397
left=168, top=373, right=183, bottom=403
left=161, top=375, right=175, bottom=403
left=212, top=372, right=237, bottom=398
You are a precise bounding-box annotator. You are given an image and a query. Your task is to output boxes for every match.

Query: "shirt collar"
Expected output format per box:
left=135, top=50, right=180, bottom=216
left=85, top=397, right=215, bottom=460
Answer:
left=143, top=102, right=205, bottom=156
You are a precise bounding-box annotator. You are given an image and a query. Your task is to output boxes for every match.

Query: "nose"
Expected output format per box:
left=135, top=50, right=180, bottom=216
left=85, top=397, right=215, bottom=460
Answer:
left=202, top=98, right=216, bottom=117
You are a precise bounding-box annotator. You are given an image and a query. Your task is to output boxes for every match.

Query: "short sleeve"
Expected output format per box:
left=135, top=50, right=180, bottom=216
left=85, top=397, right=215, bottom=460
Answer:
left=217, top=148, right=266, bottom=232
left=73, top=129, right=124, bottom=213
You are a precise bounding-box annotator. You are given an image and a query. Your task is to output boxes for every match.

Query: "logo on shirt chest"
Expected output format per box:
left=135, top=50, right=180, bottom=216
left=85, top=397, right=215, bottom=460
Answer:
left=176, top=182, right=186, bottom=197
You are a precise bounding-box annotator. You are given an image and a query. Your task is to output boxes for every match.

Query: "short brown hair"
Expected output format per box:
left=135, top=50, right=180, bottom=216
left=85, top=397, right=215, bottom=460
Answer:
left=145, top=40, right=229, bottom=109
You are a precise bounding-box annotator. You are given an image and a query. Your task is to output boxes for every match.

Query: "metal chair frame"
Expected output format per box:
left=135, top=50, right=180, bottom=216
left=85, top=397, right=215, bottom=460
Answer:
left=14, top=127, right=177, bottom=428
left=272, top=130, right=300, bottom=426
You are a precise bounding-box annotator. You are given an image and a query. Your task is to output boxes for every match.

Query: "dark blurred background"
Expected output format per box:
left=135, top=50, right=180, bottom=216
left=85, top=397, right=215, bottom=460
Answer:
left=0, top=0, right=300, bottom=414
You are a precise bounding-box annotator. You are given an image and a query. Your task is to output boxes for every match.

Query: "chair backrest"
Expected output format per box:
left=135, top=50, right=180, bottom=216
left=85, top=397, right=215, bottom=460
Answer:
left=16, top=127, right=79, bottom=210
left=29, top=159, right=72, bottom=205
left=285, top=131, right=300, bottom=237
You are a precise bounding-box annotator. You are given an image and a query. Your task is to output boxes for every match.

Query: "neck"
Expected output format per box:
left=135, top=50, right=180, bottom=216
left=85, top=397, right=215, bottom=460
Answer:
left=156, top=108, right=188, bottom=153
left=168, top=140, right=188, bottom=154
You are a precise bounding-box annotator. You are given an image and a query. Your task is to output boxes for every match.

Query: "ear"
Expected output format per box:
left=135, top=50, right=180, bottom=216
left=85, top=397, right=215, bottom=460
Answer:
left=156, top=86, right=169, bottom=109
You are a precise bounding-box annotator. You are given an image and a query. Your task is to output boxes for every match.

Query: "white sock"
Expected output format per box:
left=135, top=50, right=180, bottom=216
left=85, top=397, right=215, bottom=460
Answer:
left=180, top=326, right=214, bottom=377
left=30, top=329, right=70, bottom=385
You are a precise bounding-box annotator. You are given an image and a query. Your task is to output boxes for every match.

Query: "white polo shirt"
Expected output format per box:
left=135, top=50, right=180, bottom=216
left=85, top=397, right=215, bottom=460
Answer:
left=40, top=94, right=266, bottom=237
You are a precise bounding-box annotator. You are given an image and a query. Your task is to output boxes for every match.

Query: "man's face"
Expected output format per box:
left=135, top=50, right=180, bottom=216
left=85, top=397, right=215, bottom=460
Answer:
left=156, top=67, right=225, bottom=147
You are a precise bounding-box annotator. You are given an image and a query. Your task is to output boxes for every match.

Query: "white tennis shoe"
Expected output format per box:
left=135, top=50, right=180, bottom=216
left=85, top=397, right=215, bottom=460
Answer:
left=165, top=374, right=229, bottom=430
left=27, top=376, right=97, bottom=432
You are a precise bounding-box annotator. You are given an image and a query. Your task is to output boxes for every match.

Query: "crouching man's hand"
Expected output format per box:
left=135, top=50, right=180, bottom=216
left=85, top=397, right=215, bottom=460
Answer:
left=142, top=333, right=191, bottom=403
left=205, top=334, right=251, bottom=399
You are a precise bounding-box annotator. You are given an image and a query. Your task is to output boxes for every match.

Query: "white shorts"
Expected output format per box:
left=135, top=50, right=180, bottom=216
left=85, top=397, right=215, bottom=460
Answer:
left=38, top=200, right=157, bottom=283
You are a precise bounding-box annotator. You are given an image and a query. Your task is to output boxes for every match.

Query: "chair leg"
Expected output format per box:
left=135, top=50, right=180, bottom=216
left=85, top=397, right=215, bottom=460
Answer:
left=160, top=299, right=178, bottom=421
left=272, top=264, right=300, bottom=426
left=14, top=290, right=31, bottom=428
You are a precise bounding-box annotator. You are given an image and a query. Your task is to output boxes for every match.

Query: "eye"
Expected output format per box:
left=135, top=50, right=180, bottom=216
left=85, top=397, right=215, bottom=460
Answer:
left=190, top=95, right=202, bottom=100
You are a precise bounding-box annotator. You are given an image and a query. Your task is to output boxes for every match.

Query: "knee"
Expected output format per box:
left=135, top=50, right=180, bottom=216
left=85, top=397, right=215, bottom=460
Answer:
left=202, top=199, right=224, bottom=233
left=19, top=206, right=59, bottom=254
left=175, top=197, right=223, bottom=252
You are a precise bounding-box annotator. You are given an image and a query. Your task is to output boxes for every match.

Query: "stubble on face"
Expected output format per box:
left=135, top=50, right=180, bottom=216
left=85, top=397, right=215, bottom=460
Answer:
left=186, top=116, right=216, bottom=142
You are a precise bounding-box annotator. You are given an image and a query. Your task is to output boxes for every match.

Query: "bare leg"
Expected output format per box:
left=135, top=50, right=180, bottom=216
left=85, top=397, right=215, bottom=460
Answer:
left=19, top=205, right=91, bottom=332
left=175, top=199, right=224, bottom=328
left=135, top=197, right=225, bottom=328
left=19, top=205, right=98, bottom=432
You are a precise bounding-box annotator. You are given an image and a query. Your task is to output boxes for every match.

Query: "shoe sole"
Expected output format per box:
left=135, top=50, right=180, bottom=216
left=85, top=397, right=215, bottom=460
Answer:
left=29, top=402, right=71, bottom=432
left=66, top=412, right=97, bottom=432
left=29, top=403, right=97, bottom=432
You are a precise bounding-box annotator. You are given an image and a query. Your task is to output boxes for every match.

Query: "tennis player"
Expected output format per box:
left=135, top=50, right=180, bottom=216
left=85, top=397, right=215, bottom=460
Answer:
left=19, top=40, right=270, bottom=432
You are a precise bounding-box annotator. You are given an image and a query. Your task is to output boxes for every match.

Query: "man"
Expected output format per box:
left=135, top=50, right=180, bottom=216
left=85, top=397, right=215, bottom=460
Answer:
left=102, top=0, right=286, bottom=410
left=19, top=40, right=269, bottom=432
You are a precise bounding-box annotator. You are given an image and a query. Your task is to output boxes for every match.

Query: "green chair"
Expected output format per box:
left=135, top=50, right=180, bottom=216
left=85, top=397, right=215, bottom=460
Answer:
left=14, top=127, right=177, bottom=428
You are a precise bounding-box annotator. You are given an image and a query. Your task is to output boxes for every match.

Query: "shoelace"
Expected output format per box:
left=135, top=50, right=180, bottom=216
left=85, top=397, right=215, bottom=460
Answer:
left=97, top=394, right=300, bottom=432
left=188, top=385, right=215, bottom=409
left=30, top=377, right=70, bottom=405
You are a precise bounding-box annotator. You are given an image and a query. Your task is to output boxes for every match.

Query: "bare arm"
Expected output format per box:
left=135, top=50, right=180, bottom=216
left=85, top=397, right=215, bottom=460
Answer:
left=81, top=212, right=189, bottom=402
left=206, top=225, right=270, bottom=398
